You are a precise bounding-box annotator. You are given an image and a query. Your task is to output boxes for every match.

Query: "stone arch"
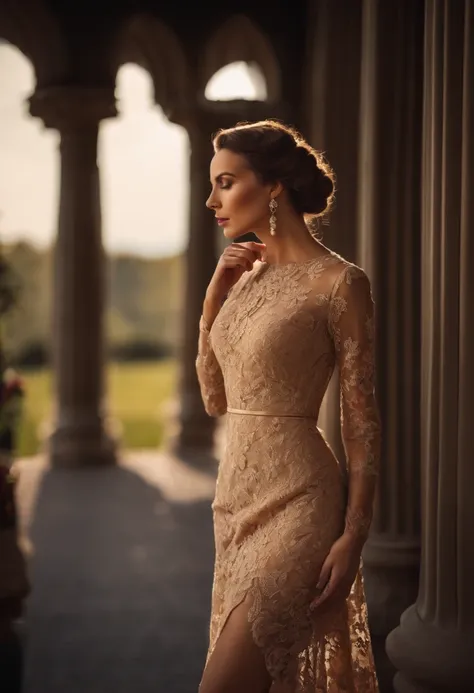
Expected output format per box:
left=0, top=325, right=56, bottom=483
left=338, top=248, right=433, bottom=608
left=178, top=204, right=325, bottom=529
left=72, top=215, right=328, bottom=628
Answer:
left=0, top=0, right=68, bottom=85
left=111, top=15, right=189, bottom=122
left=201, top=15, right=281, bottom=104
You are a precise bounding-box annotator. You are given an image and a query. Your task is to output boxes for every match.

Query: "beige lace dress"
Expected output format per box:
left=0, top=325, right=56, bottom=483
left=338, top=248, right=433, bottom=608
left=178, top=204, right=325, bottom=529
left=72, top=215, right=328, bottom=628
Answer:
left=196, top=251, right=380, bottom=692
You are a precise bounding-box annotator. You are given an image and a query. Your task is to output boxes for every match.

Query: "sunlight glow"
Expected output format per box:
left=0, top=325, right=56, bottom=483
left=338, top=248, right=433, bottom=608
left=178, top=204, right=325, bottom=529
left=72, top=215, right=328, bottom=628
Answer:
left=0, top=44, right=58, bottom=248
left=205, top=61, right=267, bottom=101
left=100, top=64, right=189, bottom=257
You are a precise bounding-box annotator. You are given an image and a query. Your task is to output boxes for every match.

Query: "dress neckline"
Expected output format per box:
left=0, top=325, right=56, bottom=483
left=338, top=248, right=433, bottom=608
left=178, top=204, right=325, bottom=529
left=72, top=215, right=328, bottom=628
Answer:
left=258, top=250, right=340, bottom=269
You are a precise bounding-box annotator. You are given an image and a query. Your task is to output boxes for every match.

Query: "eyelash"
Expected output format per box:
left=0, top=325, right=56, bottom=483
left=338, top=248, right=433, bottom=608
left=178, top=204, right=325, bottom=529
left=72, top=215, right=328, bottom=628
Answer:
left=220, top=181, right=232, bottom=190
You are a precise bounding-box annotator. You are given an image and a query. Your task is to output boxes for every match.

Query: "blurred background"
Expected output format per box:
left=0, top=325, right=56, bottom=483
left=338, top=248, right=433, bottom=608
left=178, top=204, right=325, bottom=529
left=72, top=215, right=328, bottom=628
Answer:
left=0, top=50, right=265, bottom=456
left=0, top=2, right=473, bottom=693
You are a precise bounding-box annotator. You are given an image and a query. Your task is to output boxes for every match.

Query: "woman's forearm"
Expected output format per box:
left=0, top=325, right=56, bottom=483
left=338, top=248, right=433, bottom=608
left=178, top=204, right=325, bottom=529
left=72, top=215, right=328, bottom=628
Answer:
left=343, top=470, right=378, bottom=547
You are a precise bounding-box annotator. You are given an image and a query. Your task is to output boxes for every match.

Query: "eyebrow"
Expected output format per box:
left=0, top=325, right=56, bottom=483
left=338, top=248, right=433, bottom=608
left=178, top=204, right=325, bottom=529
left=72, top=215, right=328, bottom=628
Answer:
left=212, top=172, right=237, bottom=182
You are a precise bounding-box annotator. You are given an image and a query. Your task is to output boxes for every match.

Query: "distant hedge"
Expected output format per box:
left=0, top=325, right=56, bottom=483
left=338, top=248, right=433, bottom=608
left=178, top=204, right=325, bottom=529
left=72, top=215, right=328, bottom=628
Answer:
left=108, top=339, right=174, bottom=362
left=12, top=341, right=50, bottom=368
left=9, top=338, right=175, bottom=368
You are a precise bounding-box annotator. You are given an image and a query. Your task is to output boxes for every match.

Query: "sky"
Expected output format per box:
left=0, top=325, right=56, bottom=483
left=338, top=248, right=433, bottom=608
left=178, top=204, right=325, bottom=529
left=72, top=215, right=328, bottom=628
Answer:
left=0, top=44, right=265, bottom=257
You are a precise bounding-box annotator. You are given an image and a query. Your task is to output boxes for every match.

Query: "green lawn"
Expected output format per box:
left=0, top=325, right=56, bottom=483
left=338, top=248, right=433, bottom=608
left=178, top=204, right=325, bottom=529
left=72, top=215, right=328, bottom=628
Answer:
left=17, top=359, right=178, bottom=457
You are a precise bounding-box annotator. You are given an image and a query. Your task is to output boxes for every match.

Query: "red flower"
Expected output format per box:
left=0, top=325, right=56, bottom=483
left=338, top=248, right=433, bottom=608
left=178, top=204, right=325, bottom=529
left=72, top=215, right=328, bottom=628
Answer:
left=0, top=370, right=25, bottom=404
left=5, top=378, right=24, bottom=396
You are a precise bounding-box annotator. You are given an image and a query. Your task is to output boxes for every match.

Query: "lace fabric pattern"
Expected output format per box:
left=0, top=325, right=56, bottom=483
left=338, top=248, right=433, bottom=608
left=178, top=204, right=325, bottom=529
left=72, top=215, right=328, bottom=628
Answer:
left=196, top=253, right=380, bottom=691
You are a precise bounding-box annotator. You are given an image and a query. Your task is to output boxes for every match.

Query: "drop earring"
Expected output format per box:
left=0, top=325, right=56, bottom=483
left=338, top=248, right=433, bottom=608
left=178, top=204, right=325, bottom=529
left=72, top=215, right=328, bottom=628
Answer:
left=269, top=198, right=278, bottom=236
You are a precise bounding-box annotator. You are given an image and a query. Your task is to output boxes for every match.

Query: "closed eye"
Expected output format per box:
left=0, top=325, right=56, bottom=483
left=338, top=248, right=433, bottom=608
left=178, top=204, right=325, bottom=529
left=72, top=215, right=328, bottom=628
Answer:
left=212, top=172, right=236, bottom=190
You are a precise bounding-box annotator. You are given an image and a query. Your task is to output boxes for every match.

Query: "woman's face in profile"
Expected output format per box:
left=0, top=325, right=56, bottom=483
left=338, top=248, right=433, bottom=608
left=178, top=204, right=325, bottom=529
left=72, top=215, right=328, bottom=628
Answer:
left=206, top=149, right=272, bottom=239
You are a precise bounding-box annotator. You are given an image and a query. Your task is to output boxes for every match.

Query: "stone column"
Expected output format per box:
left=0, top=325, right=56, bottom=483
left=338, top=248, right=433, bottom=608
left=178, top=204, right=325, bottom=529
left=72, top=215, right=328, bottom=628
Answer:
left=307, top=0, right=362, bottom=261
left=356, top=2, right=424, bottom=689
left=29, top=87, right=117, bottom=468
left=386, top=2, right=474, bottom=691
left=174, top=118, right=220, bottom=458
left=307, top=0, right=364, bottom=461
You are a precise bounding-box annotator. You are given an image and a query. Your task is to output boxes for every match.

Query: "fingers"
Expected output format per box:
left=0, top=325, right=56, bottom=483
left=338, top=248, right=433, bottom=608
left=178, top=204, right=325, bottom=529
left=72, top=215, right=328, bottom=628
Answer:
left=316, top=558, right=332, bottom=592
left=222, top=244, right=261, bottom=270
left=218, top=241, right=266, bottom=275
left=223, top=251, right=254, bottom=271
left=233, top=241, right=266, bottom=259
left=311, top=569, right=340, bottom=610
left=308, top=559, right=332, bottom=611
left=238, top=241, right=266, bottom=250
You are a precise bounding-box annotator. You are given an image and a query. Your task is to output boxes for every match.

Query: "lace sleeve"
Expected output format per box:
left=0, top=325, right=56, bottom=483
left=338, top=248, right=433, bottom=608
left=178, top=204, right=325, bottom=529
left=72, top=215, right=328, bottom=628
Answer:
left=195, top=314, right=227, bottom=417
left=328, top=265, right=381, bottom=542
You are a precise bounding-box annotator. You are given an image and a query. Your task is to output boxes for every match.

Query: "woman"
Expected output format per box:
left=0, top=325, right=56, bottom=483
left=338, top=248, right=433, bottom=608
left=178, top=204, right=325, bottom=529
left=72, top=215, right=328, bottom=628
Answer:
left=196, top=120, right=381, bottom=693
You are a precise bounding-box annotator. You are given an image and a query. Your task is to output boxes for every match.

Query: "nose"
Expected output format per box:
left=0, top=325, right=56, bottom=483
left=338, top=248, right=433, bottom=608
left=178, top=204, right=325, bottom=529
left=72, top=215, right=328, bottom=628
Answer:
left=206, top=188, right=220, bottom=210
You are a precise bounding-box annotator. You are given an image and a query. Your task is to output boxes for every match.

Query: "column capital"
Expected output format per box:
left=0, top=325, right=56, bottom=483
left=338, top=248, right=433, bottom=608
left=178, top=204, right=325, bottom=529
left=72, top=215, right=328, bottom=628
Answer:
left=29, top=86, right=117, bottom=131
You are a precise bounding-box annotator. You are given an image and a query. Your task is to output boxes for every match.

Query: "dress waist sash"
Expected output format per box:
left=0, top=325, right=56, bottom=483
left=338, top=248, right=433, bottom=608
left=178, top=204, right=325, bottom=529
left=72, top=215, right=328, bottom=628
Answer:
left=226, top=407, right=318, bottom=420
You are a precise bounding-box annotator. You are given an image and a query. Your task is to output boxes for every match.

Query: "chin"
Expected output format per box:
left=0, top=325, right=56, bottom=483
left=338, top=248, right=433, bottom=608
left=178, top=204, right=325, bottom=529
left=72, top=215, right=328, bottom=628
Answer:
left=223, top=226, right=240, bottom=239
left=224, top=224, right=255, bottom=241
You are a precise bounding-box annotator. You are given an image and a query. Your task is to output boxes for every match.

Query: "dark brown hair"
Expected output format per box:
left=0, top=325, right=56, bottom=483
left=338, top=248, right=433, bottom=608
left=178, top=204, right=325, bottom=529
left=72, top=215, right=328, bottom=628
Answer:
left=212, top=120, right=335, bottom=220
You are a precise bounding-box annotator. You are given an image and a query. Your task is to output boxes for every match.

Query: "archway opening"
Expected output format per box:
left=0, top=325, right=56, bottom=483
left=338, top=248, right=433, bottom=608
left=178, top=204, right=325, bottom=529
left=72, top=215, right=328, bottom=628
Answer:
left=205, top=61, right=267, bottom=101
left=0, top=41, right=57, bottom=457
left=100, top=62, right=189, bottom=450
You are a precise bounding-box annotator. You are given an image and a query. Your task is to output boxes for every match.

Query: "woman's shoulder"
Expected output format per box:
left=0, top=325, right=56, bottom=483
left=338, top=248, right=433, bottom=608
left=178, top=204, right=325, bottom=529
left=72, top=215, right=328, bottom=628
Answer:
left=308, top=251, right=371, bottom=306
left=321, top=250, right=369, bottom=284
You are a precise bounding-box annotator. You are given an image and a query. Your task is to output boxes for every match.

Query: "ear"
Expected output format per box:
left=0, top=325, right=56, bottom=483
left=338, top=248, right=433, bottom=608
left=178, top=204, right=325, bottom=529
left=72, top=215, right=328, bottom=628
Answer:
left=269, top=181, right=284, bottom=199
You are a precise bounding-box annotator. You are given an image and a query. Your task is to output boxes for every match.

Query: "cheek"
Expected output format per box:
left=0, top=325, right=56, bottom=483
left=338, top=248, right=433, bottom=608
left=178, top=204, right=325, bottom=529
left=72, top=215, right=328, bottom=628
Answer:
left=227, top=185, right=267, bottom=219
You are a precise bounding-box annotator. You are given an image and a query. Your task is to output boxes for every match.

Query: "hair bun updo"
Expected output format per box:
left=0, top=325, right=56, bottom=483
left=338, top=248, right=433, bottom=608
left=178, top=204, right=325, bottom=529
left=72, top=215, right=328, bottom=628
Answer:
left=290, top=145, right=335, bottom=216
left=212, top=119, right=336, bottom=219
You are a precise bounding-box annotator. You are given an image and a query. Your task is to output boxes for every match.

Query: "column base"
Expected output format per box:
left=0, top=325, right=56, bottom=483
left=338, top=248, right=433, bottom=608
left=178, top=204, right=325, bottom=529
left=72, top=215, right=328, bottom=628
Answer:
left=362, top=536, right=420, bottom=693
left=386, top=605, right=474, bottom=693
left=0, top=622, right=24, bottom=693
left=363, top=536, right=420, bottom=633
left=48, top=415, right=117, bottom=468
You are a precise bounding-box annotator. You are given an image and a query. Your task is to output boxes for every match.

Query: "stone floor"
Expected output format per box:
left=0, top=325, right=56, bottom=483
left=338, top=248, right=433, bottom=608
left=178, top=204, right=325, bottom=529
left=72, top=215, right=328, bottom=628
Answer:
left=14, top=450, right=218, bottom=693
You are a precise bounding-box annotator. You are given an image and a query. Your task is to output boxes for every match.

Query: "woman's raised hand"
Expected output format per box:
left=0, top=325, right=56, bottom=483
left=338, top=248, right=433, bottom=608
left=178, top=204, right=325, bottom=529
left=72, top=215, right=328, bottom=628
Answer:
left=205, top=241, right=266, bottom=308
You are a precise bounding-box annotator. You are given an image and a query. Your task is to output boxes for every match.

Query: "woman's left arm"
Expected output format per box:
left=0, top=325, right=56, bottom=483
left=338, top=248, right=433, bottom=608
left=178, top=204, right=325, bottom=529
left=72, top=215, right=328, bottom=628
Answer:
left=311, top=265, right=381, bottom=609
left=333, top=265, right=381, bottom=545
